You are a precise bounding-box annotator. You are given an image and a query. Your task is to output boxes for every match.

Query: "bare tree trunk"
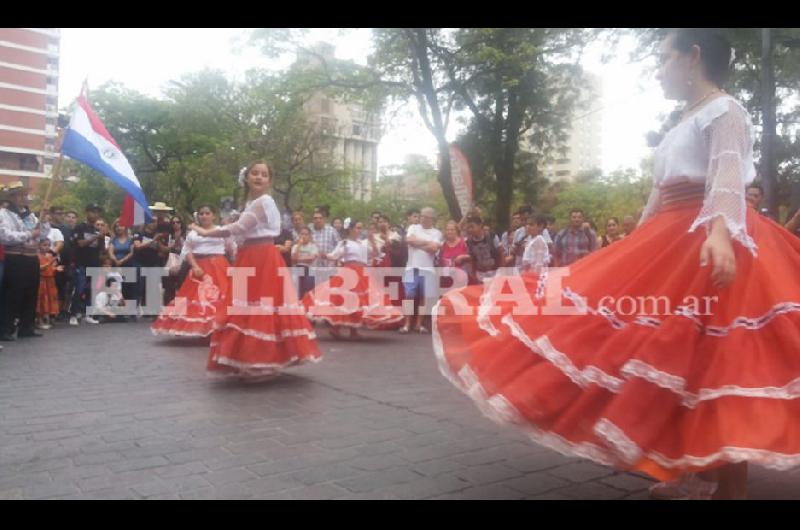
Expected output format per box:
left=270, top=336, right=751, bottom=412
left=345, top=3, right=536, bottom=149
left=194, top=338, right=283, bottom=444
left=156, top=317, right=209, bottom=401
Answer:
left=408, top=29, right=461, bottom=220
left=437, top=143, right=462, bottom=220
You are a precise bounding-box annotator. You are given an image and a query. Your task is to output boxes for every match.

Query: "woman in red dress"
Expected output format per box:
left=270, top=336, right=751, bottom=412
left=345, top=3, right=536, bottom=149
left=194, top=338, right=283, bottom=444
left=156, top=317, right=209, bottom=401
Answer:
left=303, top=218, right=404, bottom=339
left=432, top=29, right=800, bottom=499
left=190, top=161, right=321, bottom=378
left=152, top=205, right=234, bottom=337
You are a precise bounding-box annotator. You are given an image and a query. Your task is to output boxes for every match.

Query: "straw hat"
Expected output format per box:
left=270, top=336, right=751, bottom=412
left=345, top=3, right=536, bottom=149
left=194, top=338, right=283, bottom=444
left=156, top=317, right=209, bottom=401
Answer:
left=149, top=201, right=174, bottom=212
left=1, top=181, right=28, bottom=200
left=5, top=181, right=29, bottom=194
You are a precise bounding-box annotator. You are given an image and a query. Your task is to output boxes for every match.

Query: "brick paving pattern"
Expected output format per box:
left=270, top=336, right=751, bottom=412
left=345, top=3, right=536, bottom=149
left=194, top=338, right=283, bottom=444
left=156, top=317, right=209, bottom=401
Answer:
left=0, top=322, right=797, bottom=499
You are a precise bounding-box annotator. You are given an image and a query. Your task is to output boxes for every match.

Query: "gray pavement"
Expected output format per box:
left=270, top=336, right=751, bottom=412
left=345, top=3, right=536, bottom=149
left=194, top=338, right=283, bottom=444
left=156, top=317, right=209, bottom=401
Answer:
left=0, top=321, right=797, bottom=500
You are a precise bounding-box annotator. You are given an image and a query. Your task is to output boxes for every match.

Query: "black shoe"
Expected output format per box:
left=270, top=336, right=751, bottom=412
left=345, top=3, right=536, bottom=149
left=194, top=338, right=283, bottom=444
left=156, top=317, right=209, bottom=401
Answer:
left=18, top=330, right=43, bottom=338
left=0, top=333, right=16, bottom=342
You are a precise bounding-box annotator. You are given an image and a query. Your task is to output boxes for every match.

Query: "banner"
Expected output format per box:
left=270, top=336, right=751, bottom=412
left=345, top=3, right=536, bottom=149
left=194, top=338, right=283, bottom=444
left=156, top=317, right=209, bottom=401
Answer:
left=449, top=145, right=473, bottom=218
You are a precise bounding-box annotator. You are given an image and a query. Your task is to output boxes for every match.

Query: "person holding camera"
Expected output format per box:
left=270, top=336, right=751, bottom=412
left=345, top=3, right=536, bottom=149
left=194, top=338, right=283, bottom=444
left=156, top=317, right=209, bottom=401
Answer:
left=69, top=203, right=106, bottom=326
left=132, top=217, right=170, bottom=317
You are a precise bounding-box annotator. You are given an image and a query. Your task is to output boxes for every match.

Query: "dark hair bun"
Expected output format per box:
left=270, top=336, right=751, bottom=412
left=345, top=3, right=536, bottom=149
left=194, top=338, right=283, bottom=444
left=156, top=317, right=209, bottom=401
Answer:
left=670, top=28, right=732, bottom=87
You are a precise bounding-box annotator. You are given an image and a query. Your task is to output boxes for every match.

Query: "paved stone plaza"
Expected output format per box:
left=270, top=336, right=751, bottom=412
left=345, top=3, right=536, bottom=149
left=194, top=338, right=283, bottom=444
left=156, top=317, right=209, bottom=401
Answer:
left=0, top=322, right=797, bottom=500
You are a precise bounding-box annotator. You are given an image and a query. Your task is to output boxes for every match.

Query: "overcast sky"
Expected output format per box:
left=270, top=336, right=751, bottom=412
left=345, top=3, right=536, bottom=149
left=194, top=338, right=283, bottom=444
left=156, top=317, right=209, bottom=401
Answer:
left=57, top=28, right=675, bottom=176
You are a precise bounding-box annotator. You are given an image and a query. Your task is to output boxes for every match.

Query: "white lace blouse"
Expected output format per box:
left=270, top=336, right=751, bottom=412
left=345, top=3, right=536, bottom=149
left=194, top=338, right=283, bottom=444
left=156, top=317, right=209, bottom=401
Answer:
left=640, top=95, right=757, bottom=255
left=205, top=194, right=281, bottom=241
left=179, top=228, right=235, bottom=259
left=327, top=239, right=374, bottom=265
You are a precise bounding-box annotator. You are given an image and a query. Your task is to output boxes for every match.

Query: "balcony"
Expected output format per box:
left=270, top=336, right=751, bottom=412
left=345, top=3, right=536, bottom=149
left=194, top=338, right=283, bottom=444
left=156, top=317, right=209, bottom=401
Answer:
left=319, top=117, right=338, bottom=136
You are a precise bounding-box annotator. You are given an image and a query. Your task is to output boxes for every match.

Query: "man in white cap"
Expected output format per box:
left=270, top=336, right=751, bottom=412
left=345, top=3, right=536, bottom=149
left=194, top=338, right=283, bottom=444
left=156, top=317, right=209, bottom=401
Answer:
left=0, top=182, right=48, bottom=340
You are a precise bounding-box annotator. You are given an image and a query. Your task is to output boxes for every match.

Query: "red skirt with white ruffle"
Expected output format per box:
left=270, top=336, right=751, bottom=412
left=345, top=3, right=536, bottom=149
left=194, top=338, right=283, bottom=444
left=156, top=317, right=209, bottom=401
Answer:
left=152, top=255, right=229, bottom=337
left=433, top=197, right=800, bottom=481
left=208, top=242, right=321, bottom=377
left=303, top=262, right=404, bottom=330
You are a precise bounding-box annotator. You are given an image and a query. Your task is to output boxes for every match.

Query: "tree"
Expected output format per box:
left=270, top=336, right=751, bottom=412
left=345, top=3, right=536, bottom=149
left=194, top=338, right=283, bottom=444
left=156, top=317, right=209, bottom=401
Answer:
left=438, top=28, right=600, bottom=230
left=546, top=169, right=653, bottom=234
left=58, top=67, right=353, bottom=219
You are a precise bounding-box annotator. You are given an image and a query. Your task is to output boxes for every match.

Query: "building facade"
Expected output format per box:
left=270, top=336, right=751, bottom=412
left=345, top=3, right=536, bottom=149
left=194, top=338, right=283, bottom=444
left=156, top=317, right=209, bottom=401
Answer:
left=0, top=28, right=60, bottom=192
left=539, top=72, right=603, bottom=183
left=299, top=43, right=381, bottom=201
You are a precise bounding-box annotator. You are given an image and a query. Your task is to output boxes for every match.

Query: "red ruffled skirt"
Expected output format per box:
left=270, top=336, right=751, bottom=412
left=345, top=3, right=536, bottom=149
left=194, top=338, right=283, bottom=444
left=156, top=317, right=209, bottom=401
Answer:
left=433, top=198, right=800, bottom=481
left=303, top=262, right=405, bottom=330
left=208, top=242, right=321, bottom=377
left=37, top=275, right=59, bottom=316
left=152, top=255, right=229, bottom=337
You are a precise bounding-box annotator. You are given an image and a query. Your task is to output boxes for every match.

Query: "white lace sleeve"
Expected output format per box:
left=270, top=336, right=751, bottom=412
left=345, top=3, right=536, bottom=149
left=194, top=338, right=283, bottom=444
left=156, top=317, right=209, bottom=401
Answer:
left=205, top=198, right=267, bottom=238
left=224, top=235, right=237, bottom=257
left=327, top=240, right=345, bottom=261
left=688, top=100, right=757, bottom=256
left=638, top=186, right=662, bottom=227
left=179, top=232, right=194, bottom=261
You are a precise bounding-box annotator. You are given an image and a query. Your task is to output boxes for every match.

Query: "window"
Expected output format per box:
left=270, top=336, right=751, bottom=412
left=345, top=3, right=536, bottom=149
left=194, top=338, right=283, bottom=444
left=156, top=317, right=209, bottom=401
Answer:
left=320, top=117, right=335, bottom=134
left=556, top=170, right=571, bottom=177
left=352, top=124, right=362, bottom=136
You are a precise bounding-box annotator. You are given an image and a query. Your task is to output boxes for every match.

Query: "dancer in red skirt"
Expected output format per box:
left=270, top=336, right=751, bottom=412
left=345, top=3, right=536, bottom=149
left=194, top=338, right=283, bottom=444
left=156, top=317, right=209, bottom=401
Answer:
left=189, top=160, right=321, bottom=378
left=303, top=218, right=404, bottom=339
left=432, top=29, right=800, bottom=500
left=152, top=204, right=234, bottom=337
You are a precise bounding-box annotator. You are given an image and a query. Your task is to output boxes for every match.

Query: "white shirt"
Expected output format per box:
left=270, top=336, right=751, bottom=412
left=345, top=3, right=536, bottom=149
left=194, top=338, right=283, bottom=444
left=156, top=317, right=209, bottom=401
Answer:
left=643, top=95, right=756, bottom=254
left=95, top=290, right=124, bottom=310
left=521, top=235, right=550, bottom=273
left=542, top=228, right=553, bottom=245
left=180, top=228, right=233, bottom=259
left=328, top=239, right=371, bottom=265
left=405, top=224, right=443, bottom=270
left=48, top=227, right=64, bottom=245
left=216, top=194, right=281, bottom=241
left=0, top=207, right=44, bottom=252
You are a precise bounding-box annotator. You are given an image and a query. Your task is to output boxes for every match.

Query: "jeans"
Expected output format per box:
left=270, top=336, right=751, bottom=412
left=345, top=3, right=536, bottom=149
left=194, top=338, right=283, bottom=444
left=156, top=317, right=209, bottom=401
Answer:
left=70, top=265, right=88, bottom=317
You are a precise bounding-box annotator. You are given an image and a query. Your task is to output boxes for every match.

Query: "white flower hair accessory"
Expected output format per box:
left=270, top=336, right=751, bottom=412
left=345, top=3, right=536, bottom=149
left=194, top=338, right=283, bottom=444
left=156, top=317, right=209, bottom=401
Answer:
left=237, top=166, right=248, bottom=187
left=343, top=217, right=352, bottom=230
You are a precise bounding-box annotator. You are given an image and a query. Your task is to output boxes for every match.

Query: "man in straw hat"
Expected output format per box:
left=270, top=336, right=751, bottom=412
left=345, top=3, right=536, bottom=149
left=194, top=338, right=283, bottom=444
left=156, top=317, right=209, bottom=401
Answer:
left=0, top=181, right=49, bottom=340
left=149, top=201, right=174, bottom=236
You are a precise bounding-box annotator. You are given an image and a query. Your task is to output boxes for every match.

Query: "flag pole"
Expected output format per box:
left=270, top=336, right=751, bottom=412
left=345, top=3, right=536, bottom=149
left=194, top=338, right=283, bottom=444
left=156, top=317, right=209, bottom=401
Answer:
left=39, top=80, right=86, bottom=222
left=38, top=127, right=65, bottom=223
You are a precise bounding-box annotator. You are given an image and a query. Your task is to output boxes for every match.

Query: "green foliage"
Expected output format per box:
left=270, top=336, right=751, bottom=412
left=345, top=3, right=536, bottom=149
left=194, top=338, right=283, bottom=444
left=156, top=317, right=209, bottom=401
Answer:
left=446, top=28, right=601, bottom=229
left=545, top=170, right=652, bottom=233
left=57, top=67, right=363, bottom=222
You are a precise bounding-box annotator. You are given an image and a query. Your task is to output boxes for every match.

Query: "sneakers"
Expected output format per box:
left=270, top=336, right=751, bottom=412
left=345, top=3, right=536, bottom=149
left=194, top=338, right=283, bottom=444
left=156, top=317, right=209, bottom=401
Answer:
left=69, top=316, right=79, bottom=326
left=84, top=316, right=100, bottom=325
left=36, top=323, right=52, bottom=330
left=648, top=473, right=718, bottom=500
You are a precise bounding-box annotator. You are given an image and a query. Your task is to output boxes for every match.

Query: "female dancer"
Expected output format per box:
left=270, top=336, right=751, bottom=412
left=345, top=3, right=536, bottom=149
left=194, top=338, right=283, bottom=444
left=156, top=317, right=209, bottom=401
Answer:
left=190, top=161, right=321, bottom=377
left=152, top=205, right=234, bottom=337
left=432, top=29, right=800, bottom=500
left=303, top=218, right=404, bottom=339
